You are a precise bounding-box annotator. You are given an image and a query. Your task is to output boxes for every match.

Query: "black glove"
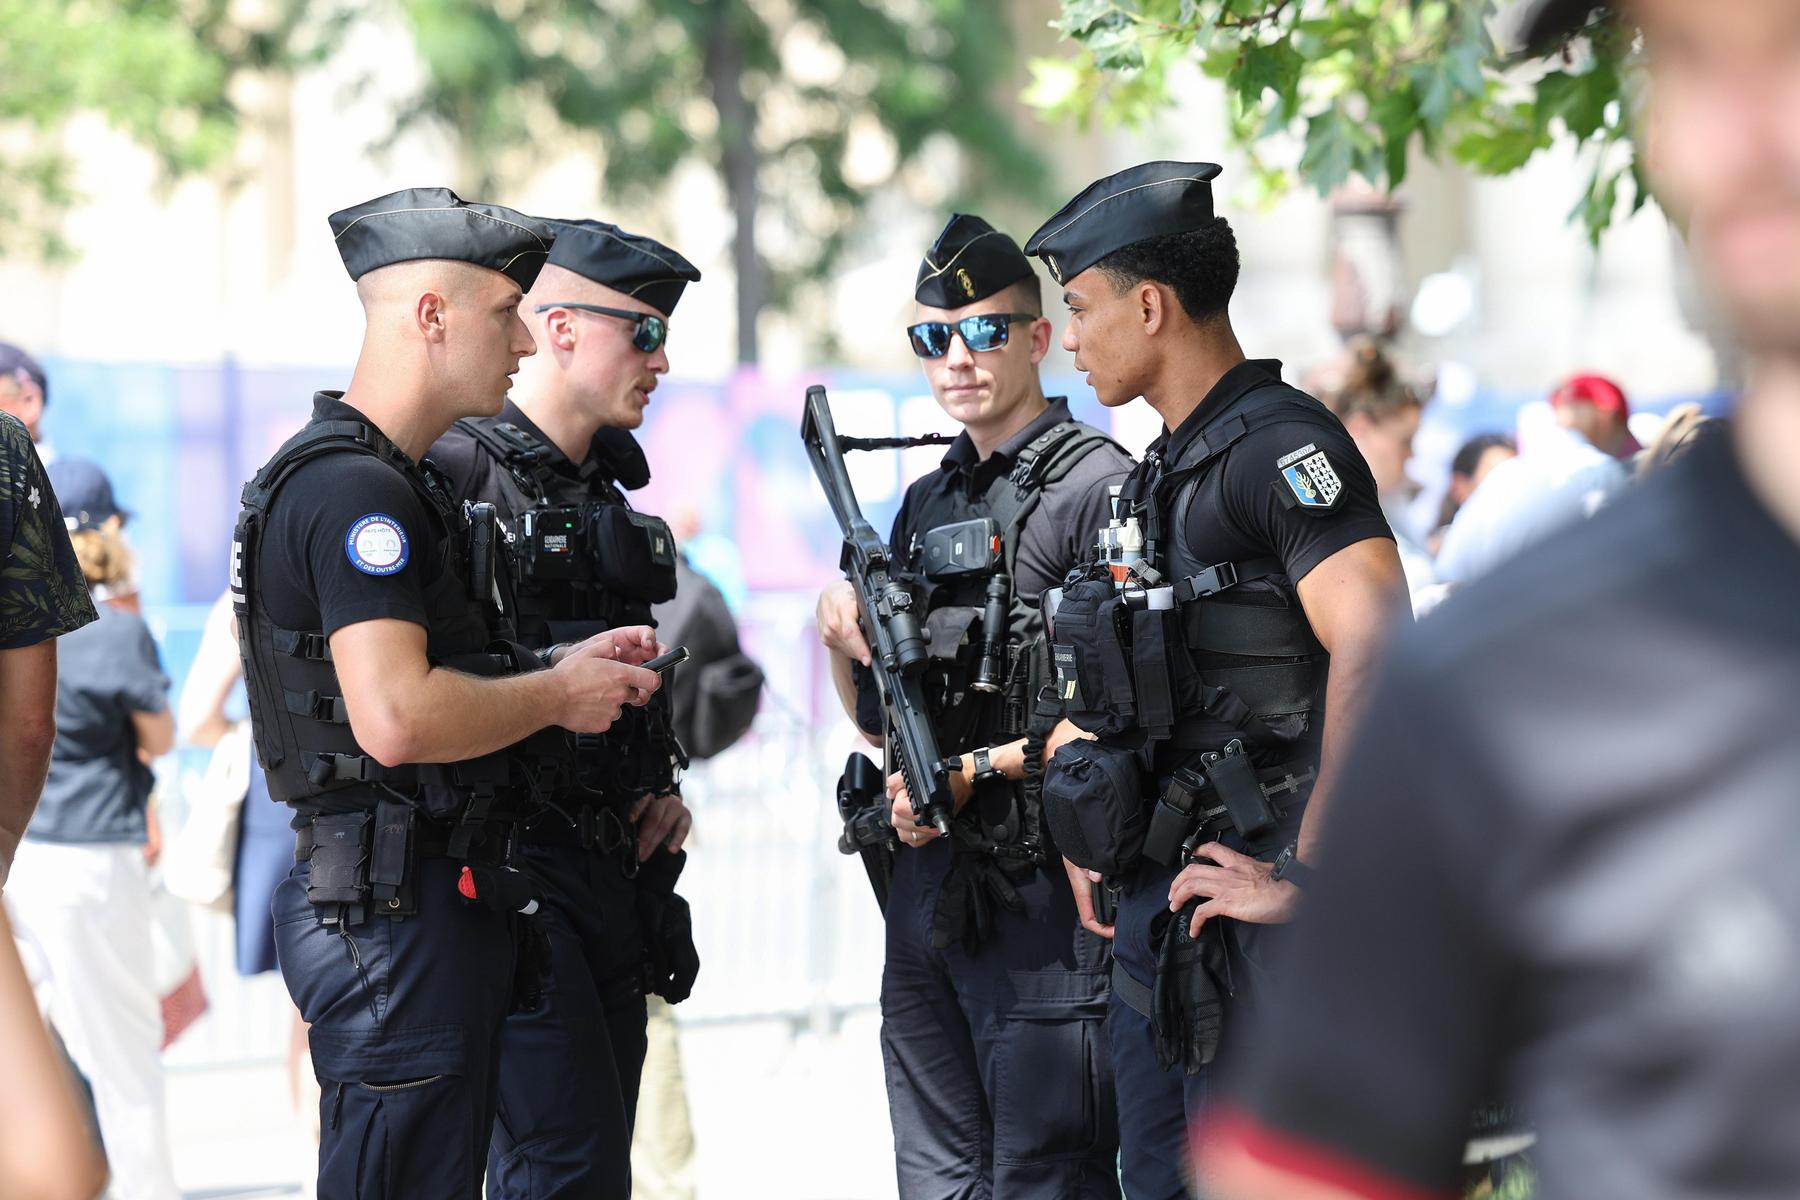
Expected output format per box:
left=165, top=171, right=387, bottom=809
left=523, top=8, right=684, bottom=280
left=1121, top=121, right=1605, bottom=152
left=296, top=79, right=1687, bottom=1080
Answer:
left=637, top=849, right=700, bottom=1004
left=930, top=851, right=1024, bottom=952
left=1150, top=900, right=1230, bottom=1075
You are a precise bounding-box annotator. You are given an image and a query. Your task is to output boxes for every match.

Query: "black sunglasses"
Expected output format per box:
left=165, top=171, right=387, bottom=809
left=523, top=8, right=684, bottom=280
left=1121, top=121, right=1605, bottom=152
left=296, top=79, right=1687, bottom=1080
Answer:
left=906, top=312, right=1038, bottom=359
left=534, top=302, right=668, bottom=352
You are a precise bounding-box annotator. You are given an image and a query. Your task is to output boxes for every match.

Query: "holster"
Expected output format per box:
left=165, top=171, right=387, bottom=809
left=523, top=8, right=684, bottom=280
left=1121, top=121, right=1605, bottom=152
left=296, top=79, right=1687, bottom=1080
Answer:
left=1140, top=743, right=1315, bottom=869
left=637, top=849, right=700, bottom=1004
left=835, top=753, right=894, bottom=911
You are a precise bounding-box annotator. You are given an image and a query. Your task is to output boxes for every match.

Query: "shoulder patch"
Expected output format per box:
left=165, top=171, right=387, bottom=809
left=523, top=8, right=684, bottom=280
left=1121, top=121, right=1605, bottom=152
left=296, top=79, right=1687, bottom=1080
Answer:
left=344, top=513, right=410, bottom=575
left=1277, top=444, right=1343, bottom=510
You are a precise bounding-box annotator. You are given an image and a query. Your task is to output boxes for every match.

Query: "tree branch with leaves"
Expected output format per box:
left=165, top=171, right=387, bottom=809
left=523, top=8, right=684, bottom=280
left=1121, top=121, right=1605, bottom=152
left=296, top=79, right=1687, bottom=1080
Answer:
left=1026, top=0, right=1645, bottom=243
left=396, top=0, right=1046, bottom=365
left=0, top=0, right=344, bottom=261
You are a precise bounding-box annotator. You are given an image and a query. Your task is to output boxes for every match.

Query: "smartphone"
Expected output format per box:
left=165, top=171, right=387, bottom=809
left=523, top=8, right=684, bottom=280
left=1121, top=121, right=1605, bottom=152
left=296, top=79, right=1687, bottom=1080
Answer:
left=644, top=646, right=690, bottom=675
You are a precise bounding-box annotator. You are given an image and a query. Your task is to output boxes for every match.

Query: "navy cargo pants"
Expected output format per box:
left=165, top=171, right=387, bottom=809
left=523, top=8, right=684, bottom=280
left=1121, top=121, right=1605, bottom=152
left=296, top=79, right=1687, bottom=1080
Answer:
left=1107, top=860, right=1288, bottom=1200
left=880, top=837, right=1121, bottom=1199
left=273, top=854, right=516, bottom=1199
left=487, top=839, right=649, bottom=1199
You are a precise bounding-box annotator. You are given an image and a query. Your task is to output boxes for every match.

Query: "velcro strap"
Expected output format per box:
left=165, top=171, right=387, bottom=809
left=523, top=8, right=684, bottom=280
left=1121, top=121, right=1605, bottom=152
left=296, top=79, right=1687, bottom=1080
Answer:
left=303, top=752, right=422, bottom=788
left=272, top=627, right=332, bottom=661
left=1197, top=662, right=1319, bottom=717
left=1113, top=962, right=1155, bottom=1019
left=284, top=688, right=350, bottom=724
left=1172, top=556, right=1284, bottom=602
left=1182, top=602, right=1321, bottom=658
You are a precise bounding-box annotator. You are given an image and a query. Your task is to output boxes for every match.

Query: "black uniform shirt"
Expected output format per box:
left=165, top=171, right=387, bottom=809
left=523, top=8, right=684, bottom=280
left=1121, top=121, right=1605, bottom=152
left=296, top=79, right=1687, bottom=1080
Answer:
left=1227, top=432, right=1800, bottom=1198
left=1157, top=359, right=1390, bottom=605
left=1112, top=360, right=1391, bottom=987
left=853, top=397, right=1135, bottom=735
left=260, top=393, right=479, bottom=661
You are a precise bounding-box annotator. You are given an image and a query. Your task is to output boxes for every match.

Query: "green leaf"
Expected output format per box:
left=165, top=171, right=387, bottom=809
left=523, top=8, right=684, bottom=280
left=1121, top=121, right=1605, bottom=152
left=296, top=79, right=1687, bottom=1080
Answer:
left=1235, top=38, right=1304, bottom=120
left=1371, top=85, right=1419, bottom=188
left=1083, top=18, right=1147, bottom=71
left=1300, top=110, right=1356, bottom=193
left=1054, top=0, right=1117, bottom=37
left=1445, top=41, right=1485, bottom=96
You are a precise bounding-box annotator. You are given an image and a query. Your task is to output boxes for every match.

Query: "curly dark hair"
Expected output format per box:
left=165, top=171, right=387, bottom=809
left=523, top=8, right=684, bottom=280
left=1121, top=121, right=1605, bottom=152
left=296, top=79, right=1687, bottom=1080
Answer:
left=1094, top=218, right=1239, bottom=322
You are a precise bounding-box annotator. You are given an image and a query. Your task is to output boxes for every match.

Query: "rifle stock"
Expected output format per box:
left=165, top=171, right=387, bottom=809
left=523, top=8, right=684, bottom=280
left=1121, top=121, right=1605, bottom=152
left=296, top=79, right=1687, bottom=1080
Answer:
left=802, top=385, right=955, bottom=836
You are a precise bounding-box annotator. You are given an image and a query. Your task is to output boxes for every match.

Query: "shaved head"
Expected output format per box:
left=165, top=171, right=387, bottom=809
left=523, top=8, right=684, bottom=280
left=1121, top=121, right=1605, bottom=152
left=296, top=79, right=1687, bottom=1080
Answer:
left=356, top=258, right=516, bottom=315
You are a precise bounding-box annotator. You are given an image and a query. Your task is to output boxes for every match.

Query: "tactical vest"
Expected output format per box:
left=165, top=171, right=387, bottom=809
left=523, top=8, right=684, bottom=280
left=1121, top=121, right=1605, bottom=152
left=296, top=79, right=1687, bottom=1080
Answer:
left=900, top=419, right=1124, bottom=859
left=231, top=418, right=534, bottom=846
left=1053, top=384, right=1329, bottom=766
left=450, top=416, right=684, bottom=810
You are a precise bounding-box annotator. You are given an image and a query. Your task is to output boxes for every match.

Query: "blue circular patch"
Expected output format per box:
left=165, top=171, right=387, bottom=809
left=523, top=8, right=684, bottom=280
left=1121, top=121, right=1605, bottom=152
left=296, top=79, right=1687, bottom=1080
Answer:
left=345, top=514, right=410, bottom=576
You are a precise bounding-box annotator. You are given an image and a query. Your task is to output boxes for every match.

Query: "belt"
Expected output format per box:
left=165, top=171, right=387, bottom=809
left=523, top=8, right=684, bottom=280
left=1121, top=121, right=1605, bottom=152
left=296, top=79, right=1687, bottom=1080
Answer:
left=1191, top=765, right=1315, bottom=843
left=524, top=804, right=634, bottom=857
left=1113, top=962, right=1154, bottom=1018
left=293, top=814, right=504, bottom=864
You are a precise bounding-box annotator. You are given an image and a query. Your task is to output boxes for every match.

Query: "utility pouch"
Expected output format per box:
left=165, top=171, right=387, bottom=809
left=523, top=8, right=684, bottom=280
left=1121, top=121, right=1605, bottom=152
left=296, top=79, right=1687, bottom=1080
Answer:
left=305, top=812, right=372, bottom=907
left=1142, top=768, right=1206, bottom=868
left=1208, top=740, right=1279, bottom=841
left=369, top=798, right=417, bottom=917
left=1046, top=578, right=1136, bottom=737
left=1129, top=605, right=1183, bottom=734
left=592, top=508, right=678, bottom=603
left=1040, top=738, right=1145, bottom=876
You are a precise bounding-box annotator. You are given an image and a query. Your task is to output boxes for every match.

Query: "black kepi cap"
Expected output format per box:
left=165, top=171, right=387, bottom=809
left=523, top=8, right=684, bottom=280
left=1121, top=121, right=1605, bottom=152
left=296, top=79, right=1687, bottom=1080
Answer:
left=1025, top=161, right=1223, bottom=287
left=543, top=219, right=701, bottom=317
left=329, top=187, right=553, bottom=290
left=914, top=214, right=1033, bottom=308
left=1517, top=0, right=1614, bottom=53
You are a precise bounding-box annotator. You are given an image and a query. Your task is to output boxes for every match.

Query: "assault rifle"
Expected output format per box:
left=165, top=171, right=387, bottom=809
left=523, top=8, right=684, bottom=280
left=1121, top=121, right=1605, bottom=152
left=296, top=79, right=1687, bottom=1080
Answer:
left=801, top=385, right=956, bottom=837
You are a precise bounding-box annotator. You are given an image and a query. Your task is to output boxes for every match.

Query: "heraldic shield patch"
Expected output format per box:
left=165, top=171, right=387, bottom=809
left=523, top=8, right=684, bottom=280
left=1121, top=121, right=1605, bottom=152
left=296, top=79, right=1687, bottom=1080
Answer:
left=1277, top=444, right=1343, bottom=510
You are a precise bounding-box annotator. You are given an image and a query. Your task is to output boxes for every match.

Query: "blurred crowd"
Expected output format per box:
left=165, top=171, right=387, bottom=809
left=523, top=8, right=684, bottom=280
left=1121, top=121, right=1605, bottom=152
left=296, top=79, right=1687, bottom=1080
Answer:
left=1312, top=336, right=1723, bottom=618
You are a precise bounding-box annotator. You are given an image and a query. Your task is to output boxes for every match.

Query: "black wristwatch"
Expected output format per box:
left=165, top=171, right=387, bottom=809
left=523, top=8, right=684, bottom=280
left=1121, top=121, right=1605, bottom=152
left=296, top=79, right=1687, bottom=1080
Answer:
left=970, top=746, right=1005, bottom=786
left=1271, top=842, right=1315, bottom=890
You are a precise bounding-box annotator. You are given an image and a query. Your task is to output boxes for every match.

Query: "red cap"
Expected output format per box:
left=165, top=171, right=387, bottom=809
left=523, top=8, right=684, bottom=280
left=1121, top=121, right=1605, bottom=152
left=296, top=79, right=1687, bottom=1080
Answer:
left=1551, top=373, right=1641, bottom=457
left=1551, top=373, right=1629, bottom=418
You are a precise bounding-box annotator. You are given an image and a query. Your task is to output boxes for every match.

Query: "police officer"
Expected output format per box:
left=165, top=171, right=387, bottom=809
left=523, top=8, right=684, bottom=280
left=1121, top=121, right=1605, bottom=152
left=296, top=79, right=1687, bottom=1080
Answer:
left=234, top=189, right=663, bottom=1198
left=1207, top=1, right=1800, bottom=1194
left=1022, top=163, right=1409, bottom=1198
left=429, top=218, right=702, bottom=1198
left=815, top=214, right=1133, bottom=1198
